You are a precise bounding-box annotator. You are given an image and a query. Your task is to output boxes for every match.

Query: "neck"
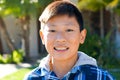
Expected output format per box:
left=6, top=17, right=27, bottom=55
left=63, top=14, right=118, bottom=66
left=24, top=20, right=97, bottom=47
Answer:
left=51, top=54, right=78, bottom=79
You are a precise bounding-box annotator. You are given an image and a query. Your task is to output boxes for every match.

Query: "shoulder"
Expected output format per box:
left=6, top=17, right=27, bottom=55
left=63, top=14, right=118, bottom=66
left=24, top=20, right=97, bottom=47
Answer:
left=80, top=65, right=115, bottom=80
left=76, top=51, right=97, bottom=66
left=23, top=67, right=43, bottom=80
left=24, top=56, right=50, bottom=80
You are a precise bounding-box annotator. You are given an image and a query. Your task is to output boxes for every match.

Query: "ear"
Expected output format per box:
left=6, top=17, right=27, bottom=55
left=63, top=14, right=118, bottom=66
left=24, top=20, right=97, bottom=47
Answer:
left=80, top=29, right=87, bottom=44
left=39, top=30, right=45, bottom=45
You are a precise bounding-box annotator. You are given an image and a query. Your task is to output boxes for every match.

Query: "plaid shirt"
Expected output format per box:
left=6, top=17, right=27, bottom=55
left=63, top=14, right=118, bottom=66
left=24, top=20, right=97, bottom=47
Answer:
left=24, top=65, right=114, bottom=80
left=24, top=52, right=115, bottom=80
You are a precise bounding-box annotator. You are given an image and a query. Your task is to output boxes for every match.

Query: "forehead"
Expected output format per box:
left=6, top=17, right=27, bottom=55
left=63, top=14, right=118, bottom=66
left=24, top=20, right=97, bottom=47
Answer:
left=49, top=14, right=76, bottom=20
left=40, top=15, right=80, bottom=31
left=46, top=15, right=78, bottom=25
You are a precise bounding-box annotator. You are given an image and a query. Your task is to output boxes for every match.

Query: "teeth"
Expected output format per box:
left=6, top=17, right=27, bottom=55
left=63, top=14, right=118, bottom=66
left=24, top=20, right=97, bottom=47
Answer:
left=54, top=47, right=68, bottom=50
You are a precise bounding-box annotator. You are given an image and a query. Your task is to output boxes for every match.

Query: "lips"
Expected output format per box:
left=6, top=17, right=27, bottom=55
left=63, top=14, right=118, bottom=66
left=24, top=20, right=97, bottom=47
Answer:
left=54, top=47, right=69, bottom=51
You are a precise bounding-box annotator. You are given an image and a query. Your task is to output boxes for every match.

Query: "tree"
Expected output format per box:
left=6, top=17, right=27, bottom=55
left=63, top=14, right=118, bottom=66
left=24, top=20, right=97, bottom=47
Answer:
left=2, top=0, right=53, bottom=59
left=0, top=0, right=16, bottom=53
left=0, top=34, right=3, bottom=54
left=78, top=0, right=119, bottom=67
left=78, top=0, right=119, bottom=39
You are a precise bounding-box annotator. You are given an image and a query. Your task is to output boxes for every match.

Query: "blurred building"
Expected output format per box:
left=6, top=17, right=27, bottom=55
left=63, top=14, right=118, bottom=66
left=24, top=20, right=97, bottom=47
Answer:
left=0, top=16, right=39, bottom=57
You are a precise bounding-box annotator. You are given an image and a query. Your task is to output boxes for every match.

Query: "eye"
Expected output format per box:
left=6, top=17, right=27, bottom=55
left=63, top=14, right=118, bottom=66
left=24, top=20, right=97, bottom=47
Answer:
left=66, top=29, right=74, bottom=32
left=48, top=30, right=56, bottom=32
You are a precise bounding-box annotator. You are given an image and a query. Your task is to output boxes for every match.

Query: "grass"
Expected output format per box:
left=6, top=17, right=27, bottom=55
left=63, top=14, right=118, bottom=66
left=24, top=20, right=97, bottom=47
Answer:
left=1, top=67, right=120, bottom=80
left=0, top=67, right=33, bottom=80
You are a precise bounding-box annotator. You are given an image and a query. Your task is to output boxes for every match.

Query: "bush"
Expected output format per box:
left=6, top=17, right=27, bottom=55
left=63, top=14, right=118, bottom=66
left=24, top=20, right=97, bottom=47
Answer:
left=79, top=28, right=101, bottom=59
left=79, top=28, right=120, bottom=68
left=0, top=49, right=24, bottom=64
left=12, top=49, right=24, bottom=64
left=0, top=54, right=12, bottom=64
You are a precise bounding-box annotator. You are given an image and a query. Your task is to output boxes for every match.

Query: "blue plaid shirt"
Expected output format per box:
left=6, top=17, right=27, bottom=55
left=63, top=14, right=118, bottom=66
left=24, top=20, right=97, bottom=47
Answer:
left=24, top=65, right=114, bottom=80
left=24, top=52, right=115, bottom=80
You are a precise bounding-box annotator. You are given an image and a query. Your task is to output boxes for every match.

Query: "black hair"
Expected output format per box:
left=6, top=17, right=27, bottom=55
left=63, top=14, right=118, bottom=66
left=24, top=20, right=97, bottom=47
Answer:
left=39, top=0, right=84, bottom=31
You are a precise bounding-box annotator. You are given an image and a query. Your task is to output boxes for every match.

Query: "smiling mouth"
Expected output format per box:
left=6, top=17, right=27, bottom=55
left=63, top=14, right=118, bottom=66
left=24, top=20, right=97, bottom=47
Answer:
left=54, top=47, right=69, bottom=51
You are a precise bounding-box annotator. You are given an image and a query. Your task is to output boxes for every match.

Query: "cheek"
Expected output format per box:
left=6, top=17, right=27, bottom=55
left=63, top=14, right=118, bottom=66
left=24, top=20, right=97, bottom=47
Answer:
left=69, top=34, right=80, bottom=44
left=71, top=37, right=80, bottom=50
left=44, top=34, right=54, bottom=48
left=69, top=36, right=80, bottom=51
left=44, top=38, right=53, bottom=54
left=44, top=33, right=53, bottom=41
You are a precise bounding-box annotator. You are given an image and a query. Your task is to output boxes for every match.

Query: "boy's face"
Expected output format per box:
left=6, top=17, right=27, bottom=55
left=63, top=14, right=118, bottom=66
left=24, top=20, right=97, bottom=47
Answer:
left=40, top=15, right=86, bottom=61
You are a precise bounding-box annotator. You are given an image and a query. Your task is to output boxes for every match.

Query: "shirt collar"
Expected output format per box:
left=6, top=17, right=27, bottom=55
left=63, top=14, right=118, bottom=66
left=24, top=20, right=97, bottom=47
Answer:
left=39, top=51, right=97, bottom=76
left=74, top=51, right=97, bottom=67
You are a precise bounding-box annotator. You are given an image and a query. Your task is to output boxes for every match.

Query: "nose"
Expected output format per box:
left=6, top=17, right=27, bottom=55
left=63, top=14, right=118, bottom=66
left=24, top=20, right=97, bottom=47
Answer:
left=56, top=32, right=66, bottom=42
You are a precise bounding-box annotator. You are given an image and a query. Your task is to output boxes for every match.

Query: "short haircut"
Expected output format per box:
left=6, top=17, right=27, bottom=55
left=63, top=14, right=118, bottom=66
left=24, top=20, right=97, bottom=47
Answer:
left=39, top=0, right=84, bottom=31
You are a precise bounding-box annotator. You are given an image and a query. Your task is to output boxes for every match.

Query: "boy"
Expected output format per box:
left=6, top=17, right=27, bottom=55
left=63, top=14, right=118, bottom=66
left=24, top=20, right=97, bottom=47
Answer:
left=24, top=0, right=114, bottom=80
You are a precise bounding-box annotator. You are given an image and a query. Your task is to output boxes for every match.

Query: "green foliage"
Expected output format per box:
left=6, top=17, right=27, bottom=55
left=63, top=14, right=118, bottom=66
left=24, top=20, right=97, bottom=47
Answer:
left=79, top=28, right=120, bottom=68
left=113, top=1, right=120, bottom=15
left=106, top=0, right=119, bottom=10
left=97, top=31, right=120, bottom=68
left=12, top=49, right=24, bottom=64
left=78, top=0, right=105, bottom=11
left=110, top=70, right=120, bottom=80
left=0, top=0, right=53, bottom=17
left=78, top=0, right=119, bottom=12
left=0, top=49, right=24, bottom=64
left=79, top=28, right=101, bottom=59
left=0, top=54, right=12, bottom=64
